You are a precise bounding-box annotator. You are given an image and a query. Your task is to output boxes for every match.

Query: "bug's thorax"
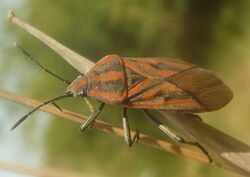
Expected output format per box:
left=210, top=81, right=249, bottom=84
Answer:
left=67, top=75, right=88, bottom=97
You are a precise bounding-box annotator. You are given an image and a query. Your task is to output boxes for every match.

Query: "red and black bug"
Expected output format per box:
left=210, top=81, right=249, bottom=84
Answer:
left=12, top=47, right=233, bottom=152
left=68, top=55, right=232, bottom=112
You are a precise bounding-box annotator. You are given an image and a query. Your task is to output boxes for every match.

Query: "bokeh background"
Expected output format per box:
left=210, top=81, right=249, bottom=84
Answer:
left=0, top=1, right=250, bottom=177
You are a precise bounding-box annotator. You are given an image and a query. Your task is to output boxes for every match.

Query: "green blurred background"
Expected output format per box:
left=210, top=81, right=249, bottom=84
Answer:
left=0, top=0, right=250, bottom=177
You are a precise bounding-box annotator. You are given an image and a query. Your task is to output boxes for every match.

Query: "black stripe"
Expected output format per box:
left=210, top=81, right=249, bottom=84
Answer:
left=125, top=67, right=146, bottom=91
left=90, top=79, right=125, bottom=95
left=127, top=60, right=161, bottom=78
left=89, top=60, right=123, bottom=77
left=148, top=62, right=181, bottom=72
left=126, top=80, right=162, bottom=101
left=133, top=90, right=192, bottom=103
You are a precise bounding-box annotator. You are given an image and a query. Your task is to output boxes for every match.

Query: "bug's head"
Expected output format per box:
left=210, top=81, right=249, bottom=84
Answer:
left=67, top=74, right=88, bottom=97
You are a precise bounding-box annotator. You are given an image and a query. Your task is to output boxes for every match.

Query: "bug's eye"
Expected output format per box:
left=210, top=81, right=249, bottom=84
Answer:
left=79, top=91, right=86, bottom=96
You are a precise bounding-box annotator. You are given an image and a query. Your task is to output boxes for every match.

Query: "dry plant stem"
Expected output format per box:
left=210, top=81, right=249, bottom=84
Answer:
left=7, top=10, right=94, bottom=73
left=162, top=112, right=250, bottom=177
left=0, top=90, right=211, bottom=164
left=0, top=160, right=88, bottom=177
left=6, top=9, right=250, bottom=176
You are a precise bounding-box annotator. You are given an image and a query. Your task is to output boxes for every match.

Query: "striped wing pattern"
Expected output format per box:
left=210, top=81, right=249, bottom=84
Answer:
left=121, top=58, right=206, bottom=112
left=86, top=55, right=232, bottom=112
left=87, top=55, right=128, bottom=104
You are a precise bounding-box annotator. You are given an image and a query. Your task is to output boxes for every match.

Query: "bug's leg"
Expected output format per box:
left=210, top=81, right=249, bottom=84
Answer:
left=52, top=102, right=63, bottom=112
left=178, top=139, right=212, bottom=162
left=83, top=97, right=96, bottom=128
left=122, top=108, right=140, bottom=147
left=83, top=97, right=95, bottom=113
left=79, top=103, right=105, bottom=132
left=13, top=42, right=71, bottom=85
left=142, top=109, right=212, bottom=162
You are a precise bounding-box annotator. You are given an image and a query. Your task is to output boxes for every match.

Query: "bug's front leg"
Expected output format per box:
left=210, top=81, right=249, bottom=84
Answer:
left=142, top=109, right=212, bottom=162
left=122, top=108, right=139, bottom=147
left=79, top=102, right=105, bottom=132
left=83, top=97, right=96, bottom=128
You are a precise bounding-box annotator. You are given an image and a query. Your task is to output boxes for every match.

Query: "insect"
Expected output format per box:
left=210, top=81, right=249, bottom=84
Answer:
left=12, top=44, right=233, bottom=157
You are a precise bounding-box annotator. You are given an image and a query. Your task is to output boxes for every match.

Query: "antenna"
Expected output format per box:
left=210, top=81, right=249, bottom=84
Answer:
left=11, top=92, right=73, bottom=131
left=13, top=42, right=71, bottom=85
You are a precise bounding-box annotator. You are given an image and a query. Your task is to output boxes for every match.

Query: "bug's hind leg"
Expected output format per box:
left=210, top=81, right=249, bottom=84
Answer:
left=79, top=103, right=105, bottom=132
left=122, top=108, right=140, bottom=147
left=142, top=109, right=212, bottom=162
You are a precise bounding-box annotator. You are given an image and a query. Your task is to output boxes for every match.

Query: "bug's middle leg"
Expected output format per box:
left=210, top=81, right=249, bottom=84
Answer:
left=122, top=108, right=139, bottom=147
left=79, top=102, right=105, bottom=132
left=142, top=109, right=212, bottom=162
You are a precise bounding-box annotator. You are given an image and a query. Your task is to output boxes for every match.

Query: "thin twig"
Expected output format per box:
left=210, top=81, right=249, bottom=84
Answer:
left=0, top=90, right=211, bottom=164
left=0, top=160, right=93, bottom=177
